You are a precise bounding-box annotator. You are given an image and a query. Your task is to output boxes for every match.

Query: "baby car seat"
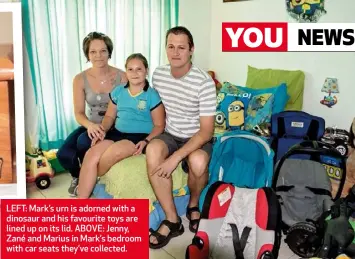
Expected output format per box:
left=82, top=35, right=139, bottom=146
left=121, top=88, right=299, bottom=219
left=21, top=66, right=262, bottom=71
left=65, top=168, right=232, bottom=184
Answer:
left=186, top=182, right=282, bottom=259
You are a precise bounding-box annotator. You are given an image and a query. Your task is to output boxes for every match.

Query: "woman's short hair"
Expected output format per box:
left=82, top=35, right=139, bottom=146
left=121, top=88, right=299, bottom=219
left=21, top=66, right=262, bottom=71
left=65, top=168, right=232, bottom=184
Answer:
left=82, top=32, right=113, bottom=62
left=125, top=53, right=149, bottom=69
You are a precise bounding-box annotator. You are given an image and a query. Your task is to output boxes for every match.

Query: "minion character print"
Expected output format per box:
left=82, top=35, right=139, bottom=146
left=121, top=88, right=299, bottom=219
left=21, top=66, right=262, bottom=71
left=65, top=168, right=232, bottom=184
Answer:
left=215, top=92, right=227, bottom=133
left=215, top=111, right=227, bottom=133
left=228, top=100, right=245, bottom=129
left=247, top=93, right=272, bottom=117
left=218, top=94, right=246, bottom=131
left=216, top=92, right=226, bottom=106
left=286, top=0, right=326, bottom=23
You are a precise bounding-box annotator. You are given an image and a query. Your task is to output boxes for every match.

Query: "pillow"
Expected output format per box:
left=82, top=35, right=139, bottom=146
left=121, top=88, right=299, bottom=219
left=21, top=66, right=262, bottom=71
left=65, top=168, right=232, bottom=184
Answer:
left=221, top=81, right=288, bottom=114
left=219, top=82, right=275, bottom=132
left=214, top=88, right=251, bottom=135
left=244, top=92, right=275, bottom=131
left=245, top=65, right=305, bottom=111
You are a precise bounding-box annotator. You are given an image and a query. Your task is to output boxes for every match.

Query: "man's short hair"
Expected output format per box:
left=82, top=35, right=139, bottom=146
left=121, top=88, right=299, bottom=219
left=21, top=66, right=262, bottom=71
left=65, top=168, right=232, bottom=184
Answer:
left=165, top=26, right=194, bottom=50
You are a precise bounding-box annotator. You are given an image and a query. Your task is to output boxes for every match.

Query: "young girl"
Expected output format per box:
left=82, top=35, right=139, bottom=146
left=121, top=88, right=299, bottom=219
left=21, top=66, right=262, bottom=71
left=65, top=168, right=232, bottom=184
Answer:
left=76, top=53, right=165, bottom=198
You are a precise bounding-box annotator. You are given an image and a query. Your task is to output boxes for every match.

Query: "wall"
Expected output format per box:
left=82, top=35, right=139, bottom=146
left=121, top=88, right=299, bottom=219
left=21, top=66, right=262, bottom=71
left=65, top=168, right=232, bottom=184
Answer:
left=178, top=0, right=211, bottom=71
left=0, top=12, right=13, bottom=44
left=179, top=0, right=355, bottom=130
left=207, top=0, right=355, bottom=130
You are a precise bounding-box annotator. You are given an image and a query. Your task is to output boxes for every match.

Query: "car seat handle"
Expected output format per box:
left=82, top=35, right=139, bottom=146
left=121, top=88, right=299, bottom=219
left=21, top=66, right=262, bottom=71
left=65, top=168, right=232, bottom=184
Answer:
left=297, top=140, right=335, bottom=151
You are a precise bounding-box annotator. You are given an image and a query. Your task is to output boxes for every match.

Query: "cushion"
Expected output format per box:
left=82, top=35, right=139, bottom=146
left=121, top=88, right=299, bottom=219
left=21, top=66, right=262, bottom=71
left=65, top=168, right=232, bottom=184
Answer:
left=244, top=92, right=275, bottom=131
left=221, top=81, right=289, bottom=114
left=97, top=154, right=188, bottom=213
left=245, top=65, right=305, bottom=111
left=214, top=88, right=251, bottom=135
left=219, top=82, right=282, bottom=132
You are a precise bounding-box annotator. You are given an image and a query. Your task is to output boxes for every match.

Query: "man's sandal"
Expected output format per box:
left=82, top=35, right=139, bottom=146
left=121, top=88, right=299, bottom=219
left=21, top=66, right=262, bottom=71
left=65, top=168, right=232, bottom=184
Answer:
left=149, top=217, right=184, bottom=249
left=186, top=206, right=200, bottom=233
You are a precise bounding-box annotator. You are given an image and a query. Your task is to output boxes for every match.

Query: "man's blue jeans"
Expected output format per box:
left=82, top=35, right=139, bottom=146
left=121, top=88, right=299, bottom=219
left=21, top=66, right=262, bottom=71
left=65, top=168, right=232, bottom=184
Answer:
left=57, top=126, right=91, bottom=178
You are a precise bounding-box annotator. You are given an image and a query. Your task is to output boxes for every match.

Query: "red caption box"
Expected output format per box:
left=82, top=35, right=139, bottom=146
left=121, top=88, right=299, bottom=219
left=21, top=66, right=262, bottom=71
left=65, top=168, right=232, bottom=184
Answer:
left=0, top=199, right=149, bottom=259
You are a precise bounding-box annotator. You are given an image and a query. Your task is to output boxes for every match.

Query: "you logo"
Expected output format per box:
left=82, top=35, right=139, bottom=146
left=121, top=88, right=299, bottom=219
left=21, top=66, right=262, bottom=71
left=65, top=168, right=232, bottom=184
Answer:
left=222, top=22, right=288, bottom=52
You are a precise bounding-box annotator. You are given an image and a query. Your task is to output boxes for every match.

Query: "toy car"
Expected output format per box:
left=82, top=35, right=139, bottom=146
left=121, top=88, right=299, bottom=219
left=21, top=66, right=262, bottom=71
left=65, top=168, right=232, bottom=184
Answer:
left=321, top=127, right=350, bottom=156
left=26, top=152, right=55, bottom=189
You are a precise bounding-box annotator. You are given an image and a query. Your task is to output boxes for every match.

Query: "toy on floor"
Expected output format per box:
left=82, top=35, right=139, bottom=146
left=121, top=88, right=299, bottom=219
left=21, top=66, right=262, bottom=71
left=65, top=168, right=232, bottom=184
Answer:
left=26, top=149, right=55, bottom=189
left=42, top=149, right=65, bottom=173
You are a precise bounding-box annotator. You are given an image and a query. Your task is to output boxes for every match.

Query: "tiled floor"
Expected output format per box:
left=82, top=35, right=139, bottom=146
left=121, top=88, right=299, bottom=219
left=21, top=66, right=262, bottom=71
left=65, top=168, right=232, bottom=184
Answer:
left=27, top=172, right=299, bottom=259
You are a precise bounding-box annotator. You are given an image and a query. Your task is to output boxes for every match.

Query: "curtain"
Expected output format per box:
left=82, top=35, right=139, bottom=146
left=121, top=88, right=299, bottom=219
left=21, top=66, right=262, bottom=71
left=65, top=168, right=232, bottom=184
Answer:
left=21, top=0, right=179, bottom=150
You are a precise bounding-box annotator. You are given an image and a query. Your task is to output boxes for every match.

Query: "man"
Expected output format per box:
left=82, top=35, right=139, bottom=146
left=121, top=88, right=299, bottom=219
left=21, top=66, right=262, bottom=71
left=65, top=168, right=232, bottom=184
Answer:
left=146, top=26, right=216, bottom=249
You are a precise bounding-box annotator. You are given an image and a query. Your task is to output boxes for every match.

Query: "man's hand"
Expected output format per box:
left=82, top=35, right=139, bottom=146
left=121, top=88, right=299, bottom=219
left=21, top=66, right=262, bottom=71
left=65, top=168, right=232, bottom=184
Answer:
left=151, top=155, right=181, bottom=178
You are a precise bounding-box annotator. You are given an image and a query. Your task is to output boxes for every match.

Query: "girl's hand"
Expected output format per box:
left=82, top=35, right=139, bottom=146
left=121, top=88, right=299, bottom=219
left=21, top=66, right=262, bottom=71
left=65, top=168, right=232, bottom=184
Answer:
left=133, top=141, right=147, bottom=155
left=91, top=132, right=106, bottom=147
left=91, top=137, right=100, bottom=147
left=87, top=123, right=105, bottom=140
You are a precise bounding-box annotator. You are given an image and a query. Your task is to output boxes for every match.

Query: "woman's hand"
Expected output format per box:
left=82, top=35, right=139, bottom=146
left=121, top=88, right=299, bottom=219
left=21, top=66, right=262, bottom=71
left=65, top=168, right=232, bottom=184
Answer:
left=91, top=136, right=100, bottom=147
left=91, top=131, right=106, bottom=147
left=133, top=141, right=147, bottom=155
left=87, top=123, right=105, bottom=140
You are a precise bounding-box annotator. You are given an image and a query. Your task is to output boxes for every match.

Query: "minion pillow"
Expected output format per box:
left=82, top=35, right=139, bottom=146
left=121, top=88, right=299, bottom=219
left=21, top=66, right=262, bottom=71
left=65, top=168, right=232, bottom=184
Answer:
left=218, top=82, right=279, bottom=137
left=214, top=89, right=251, bottom=136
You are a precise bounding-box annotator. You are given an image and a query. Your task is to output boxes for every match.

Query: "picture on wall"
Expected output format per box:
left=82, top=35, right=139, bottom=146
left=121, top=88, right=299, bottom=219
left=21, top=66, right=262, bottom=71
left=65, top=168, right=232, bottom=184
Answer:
left=286, top=0, right=327, bottom=23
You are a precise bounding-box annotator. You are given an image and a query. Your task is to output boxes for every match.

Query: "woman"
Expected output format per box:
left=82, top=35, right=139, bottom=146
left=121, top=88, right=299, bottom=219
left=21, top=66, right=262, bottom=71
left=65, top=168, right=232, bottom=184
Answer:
left=76, top=53, right=165, bottom=198
left=57, top=32, right=127, bottom=196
